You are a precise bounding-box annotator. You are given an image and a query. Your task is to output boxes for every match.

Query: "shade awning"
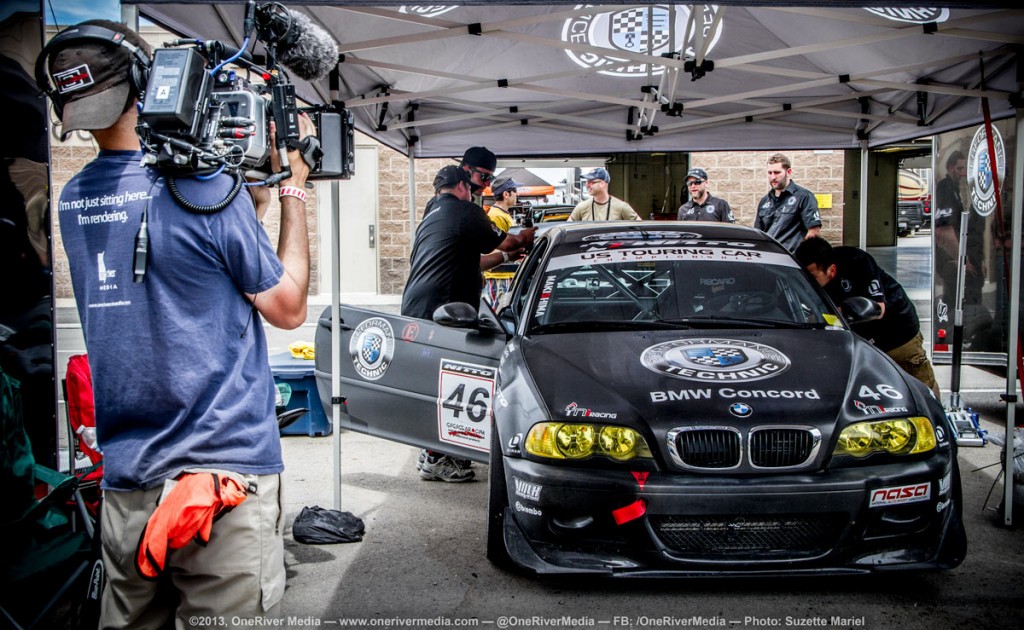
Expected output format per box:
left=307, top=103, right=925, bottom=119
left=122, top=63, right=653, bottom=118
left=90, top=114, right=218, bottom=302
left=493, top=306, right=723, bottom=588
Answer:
left=124, top=1, right=1023, bottom=158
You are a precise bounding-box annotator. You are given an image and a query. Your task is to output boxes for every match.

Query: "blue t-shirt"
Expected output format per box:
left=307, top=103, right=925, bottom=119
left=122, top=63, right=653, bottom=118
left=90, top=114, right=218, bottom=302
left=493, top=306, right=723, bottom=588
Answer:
left=58, top=150, right=285, bottom=490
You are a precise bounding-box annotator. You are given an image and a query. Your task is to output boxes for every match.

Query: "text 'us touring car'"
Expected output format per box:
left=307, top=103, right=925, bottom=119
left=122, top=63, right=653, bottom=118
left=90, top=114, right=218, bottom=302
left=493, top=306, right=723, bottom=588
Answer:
left=315, top=222, right=966, bottom=577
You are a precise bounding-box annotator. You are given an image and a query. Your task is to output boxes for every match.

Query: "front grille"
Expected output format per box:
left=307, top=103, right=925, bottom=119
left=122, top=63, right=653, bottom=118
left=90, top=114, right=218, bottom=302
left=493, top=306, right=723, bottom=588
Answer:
left=749, top=428, right=820, bottom=468
left=672, top=428, right=741, bottom=469
left=650, top=514, right=845, bottom=557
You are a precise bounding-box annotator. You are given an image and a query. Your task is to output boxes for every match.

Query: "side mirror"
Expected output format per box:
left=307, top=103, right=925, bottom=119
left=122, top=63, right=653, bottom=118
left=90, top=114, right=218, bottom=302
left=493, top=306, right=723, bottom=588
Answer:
left=432, top=302, right=479, bottom=328
left=842, top=296, right=882, bottom=325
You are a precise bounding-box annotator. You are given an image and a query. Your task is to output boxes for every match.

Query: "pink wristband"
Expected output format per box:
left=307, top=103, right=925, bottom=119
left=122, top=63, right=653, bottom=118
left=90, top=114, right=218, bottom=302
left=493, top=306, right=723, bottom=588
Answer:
left=279, top=186, right=307, bottom=203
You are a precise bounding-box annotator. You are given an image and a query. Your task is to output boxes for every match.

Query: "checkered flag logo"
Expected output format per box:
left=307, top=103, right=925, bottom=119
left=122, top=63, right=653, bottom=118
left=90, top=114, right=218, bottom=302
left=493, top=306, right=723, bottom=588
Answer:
left=361, top=333, right=383, bottom=364
left=610, top=7, right=670, bottom=51
left=685, top=347, right=748, bottom=367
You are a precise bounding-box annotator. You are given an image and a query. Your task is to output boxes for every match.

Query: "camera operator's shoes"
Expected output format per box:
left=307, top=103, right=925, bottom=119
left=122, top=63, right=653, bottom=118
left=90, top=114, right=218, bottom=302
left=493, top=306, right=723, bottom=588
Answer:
left=419, top=454, right=475, bottom=483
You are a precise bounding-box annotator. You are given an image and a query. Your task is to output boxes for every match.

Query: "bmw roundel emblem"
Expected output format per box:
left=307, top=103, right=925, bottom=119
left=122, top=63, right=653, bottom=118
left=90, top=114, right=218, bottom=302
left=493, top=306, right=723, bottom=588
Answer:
left=730, top=402, right=753, bottom=418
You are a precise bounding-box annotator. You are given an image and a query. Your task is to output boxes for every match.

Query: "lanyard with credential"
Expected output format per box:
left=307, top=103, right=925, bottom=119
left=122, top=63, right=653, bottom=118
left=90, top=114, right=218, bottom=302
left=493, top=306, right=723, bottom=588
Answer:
left=590, top=199, right=611, bottom=220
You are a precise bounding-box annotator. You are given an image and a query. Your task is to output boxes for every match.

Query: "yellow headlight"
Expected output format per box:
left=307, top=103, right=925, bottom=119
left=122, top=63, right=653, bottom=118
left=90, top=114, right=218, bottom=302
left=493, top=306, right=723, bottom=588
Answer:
left=556, top=424, right=596, bottom=459
left=524, top=423, right=565, bottom=459
left=525, top=422, right=652, bottom=461
left=835, top=423, right=874, bottom=457
left=833, top=417, right=936, bottom=458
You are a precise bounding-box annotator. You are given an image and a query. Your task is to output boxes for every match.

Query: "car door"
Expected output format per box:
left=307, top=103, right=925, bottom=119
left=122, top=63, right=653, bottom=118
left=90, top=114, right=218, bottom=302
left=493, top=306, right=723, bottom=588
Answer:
left=314, top=304, right=507, bottom=463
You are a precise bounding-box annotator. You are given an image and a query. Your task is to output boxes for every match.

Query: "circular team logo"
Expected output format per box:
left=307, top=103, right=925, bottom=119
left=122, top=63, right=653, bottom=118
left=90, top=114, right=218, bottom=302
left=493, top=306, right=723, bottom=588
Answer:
left=967, top=125, right=1005, bottom=217
left=562, top=5, right=722, bottom=77
left=349, top=317, right=395, bottom=381
left=641, top=338, right=791, bottom=383
left=399, top=5, right=458, bottom=18
left=864, top=8, right=949, bottom=24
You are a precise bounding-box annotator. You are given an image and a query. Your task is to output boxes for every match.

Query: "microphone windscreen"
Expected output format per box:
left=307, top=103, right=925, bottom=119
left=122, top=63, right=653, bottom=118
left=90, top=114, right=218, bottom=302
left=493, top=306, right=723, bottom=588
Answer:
left=276, top=10, right=338, bottom=81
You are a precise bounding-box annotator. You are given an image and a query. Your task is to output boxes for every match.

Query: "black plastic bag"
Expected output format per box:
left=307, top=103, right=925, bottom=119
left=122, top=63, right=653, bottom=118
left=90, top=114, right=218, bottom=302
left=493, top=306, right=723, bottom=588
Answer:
left=292, top=505, right=365, bottom=544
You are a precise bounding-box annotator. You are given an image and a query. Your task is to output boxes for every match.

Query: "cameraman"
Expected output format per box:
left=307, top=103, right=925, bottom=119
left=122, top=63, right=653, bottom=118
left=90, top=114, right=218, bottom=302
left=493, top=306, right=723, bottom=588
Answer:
left=44, top=20, right=314, bottom=626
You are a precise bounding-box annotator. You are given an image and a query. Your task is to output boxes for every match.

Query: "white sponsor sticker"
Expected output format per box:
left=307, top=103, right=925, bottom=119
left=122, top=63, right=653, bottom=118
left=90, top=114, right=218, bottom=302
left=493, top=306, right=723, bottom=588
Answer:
left=514, top=477, right=542, bottom=502
left=515, top=501, right=543, bottom=516
left=869, top=482, right=931, bottom=507
left=437, top=359, right=495, bottom=452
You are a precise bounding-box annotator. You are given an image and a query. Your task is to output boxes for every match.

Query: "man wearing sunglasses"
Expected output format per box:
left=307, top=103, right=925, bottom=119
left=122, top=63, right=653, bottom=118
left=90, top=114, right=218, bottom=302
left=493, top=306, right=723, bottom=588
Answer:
left=422, top=146, right=497, bottom=219
left=677, top=168, right=736, bottom=223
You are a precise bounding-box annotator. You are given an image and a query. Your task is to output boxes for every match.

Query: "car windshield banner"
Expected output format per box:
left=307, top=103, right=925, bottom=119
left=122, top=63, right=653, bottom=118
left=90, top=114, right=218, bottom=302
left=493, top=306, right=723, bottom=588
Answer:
left=547, top=245, right=797, bottom=272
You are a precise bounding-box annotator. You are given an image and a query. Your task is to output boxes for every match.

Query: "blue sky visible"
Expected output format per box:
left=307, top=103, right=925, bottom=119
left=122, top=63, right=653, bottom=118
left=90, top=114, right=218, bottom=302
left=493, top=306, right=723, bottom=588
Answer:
left=44, top=0, right=123, bottom=26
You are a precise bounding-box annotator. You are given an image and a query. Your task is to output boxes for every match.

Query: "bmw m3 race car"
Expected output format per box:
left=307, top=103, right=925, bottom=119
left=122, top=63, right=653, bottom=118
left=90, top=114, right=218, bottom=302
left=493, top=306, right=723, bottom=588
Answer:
left=314, top=222, right=966, bottom=576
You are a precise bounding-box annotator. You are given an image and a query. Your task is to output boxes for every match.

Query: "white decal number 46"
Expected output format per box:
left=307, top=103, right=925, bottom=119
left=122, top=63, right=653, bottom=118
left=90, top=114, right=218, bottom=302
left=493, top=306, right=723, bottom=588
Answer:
left=858, top=384, right=903, bottom=400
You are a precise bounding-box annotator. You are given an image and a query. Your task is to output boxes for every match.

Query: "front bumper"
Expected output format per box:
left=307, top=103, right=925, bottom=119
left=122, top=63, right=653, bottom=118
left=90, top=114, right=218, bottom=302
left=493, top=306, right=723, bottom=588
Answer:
left=500, top=455, right=966, bottom=576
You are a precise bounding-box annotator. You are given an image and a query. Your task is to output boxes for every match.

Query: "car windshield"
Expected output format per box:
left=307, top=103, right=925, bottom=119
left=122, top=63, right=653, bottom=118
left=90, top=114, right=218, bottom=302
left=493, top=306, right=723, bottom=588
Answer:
left=527, top=238, right=839, bottom=332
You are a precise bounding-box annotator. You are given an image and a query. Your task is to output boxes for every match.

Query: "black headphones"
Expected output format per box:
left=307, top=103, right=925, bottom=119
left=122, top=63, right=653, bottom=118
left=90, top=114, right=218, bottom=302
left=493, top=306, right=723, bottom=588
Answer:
left=34, top=23, right=151, bottom=121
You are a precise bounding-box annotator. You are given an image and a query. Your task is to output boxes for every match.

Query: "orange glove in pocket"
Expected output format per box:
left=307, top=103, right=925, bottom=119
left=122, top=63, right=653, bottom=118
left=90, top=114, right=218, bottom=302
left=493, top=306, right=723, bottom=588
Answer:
left=136, top=472, right=248, bottom=579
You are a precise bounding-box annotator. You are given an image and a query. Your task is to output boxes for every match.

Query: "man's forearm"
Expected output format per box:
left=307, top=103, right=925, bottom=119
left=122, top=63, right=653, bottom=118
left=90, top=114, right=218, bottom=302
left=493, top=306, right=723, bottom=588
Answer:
left=278, top=195, right=310, bottom=294
left=481, top=251, right=506, bottom=271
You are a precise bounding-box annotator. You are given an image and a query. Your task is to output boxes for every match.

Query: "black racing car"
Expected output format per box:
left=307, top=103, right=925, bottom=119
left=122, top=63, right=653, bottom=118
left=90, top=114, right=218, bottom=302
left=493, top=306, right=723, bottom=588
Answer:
left=314, top=222, right=965, bottom=576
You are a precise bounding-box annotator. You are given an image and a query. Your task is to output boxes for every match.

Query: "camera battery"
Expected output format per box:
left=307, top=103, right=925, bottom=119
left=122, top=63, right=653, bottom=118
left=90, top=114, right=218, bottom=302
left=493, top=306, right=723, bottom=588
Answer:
left=141, top=48, right=210, bottom=140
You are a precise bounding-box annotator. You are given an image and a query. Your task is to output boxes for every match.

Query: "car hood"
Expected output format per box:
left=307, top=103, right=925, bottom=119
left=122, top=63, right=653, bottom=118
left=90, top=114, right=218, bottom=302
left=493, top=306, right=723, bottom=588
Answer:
left=519, top=328, right=923, bottom=440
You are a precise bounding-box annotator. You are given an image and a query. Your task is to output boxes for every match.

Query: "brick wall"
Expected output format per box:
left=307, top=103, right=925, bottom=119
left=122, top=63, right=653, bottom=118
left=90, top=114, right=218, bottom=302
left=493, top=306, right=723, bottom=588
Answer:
left=687, top=150, right=845, bottom=242
left=375, top=148, right=448, bottom=295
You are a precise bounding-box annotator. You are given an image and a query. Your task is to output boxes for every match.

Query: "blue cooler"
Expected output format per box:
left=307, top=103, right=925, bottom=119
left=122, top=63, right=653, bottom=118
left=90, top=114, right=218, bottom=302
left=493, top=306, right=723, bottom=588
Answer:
left=269, top=351, right=332, bottom=436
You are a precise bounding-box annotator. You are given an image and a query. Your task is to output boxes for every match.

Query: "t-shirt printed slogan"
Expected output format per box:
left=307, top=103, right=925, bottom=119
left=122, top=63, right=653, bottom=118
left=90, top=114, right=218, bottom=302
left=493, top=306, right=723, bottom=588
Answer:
left=59, top=190, right=151, bottom=226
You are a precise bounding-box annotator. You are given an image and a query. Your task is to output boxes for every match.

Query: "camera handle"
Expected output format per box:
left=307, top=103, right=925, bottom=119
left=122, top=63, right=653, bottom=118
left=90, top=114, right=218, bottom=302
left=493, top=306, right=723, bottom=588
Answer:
left=263, top=82, right=300, bottom=187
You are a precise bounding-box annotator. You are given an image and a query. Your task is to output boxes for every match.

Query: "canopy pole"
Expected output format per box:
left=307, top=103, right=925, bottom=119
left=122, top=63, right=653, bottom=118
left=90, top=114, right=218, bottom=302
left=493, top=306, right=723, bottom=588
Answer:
left=858, top=140, right=869, bottom=248
left=1002, top=106, right=1023, bottom=526
left=330, top=180, right=343, bottom=510
left=121, top=3, right=138, bottom=28
left=409, top=153, right=417, bottom=233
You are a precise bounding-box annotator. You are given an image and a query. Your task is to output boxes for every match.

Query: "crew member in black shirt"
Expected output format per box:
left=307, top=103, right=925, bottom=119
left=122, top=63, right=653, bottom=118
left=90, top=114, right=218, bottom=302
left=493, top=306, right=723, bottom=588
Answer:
left=402, top=165, right=533, bottom=319
left=795, top=237, right=939, bottom=397
left=755, top=153, right=821, bottom=252
left=422, top=146, right=497, bottom=219
left=677, top=167, right=735, bottom=223
left=402, top=165, right=535, bottom=481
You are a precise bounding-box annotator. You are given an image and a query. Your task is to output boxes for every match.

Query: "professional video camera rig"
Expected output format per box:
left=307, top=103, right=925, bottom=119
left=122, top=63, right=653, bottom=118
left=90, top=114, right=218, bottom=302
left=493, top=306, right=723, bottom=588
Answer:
left=137, top=1, right=353, bottom=185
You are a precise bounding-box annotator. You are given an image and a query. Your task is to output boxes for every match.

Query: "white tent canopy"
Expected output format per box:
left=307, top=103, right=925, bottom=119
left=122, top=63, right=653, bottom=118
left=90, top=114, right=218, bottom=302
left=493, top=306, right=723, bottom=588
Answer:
left=125, top=1, right=1022, bottom=158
